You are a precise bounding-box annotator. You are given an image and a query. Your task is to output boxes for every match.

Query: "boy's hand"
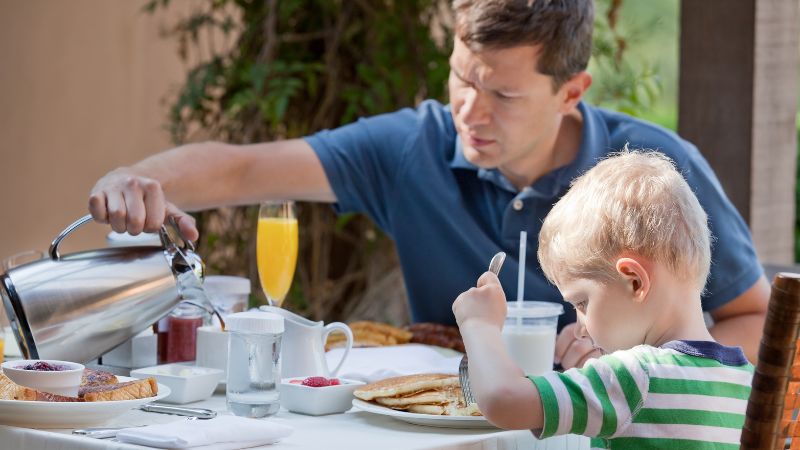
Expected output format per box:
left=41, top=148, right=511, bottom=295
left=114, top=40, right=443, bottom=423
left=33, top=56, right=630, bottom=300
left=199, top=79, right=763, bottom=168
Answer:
left=452, top=271, right=508, bottom=330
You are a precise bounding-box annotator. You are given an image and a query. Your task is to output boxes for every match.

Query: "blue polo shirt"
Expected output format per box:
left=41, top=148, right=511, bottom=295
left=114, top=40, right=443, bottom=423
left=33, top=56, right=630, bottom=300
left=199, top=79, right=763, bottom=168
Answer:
left=305, top=100, right=763, bottom=328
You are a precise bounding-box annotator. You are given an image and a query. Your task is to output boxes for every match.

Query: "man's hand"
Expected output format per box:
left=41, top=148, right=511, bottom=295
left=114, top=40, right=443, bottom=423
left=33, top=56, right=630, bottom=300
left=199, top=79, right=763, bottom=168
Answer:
left=88, top=168, right=198, bottom=241
left=554, top=323, right=602, bottom=370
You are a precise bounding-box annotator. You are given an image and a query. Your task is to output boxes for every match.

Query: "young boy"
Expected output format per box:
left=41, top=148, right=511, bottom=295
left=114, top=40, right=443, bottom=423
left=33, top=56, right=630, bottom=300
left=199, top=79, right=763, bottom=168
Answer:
left=452, top=151, right=753, bottom=449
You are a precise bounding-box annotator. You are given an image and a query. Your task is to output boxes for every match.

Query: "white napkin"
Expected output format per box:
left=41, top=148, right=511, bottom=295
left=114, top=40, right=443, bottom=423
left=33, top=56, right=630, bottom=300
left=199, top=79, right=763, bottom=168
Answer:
left=326, top=344, right=462, bottom=383
left=116, top=416, right=293, bottom=449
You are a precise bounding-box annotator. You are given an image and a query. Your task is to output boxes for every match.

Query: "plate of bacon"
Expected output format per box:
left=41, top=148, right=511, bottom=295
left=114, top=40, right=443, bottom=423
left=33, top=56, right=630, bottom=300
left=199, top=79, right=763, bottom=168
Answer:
left=0, top=368, right=169, bottom=428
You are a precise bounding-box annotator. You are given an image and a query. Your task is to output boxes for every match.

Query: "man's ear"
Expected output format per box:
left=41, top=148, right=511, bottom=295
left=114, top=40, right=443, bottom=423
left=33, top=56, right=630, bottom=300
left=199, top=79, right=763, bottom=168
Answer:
left=558, top=71, right=592, bottom=113
left=615, top=257, right=650, bottom=303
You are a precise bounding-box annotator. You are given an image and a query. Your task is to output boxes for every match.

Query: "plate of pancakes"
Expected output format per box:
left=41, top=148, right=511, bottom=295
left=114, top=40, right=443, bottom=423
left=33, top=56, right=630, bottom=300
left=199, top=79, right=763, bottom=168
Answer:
left=352, top=373, right=496, bottom=429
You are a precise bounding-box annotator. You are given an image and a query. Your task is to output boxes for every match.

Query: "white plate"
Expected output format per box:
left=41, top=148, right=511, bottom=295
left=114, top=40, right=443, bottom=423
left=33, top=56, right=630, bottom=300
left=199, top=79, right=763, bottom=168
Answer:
left=0, top=376, right=171, bottom=428
left=352, top=399, right=497, bottom=429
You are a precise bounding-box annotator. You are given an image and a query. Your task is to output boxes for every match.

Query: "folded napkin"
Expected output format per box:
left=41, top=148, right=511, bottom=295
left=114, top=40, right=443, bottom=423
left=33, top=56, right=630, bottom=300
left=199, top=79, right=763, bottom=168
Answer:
left=116, top=416, right=293, bottom=449
left=326, top=344, right=461, bottom=383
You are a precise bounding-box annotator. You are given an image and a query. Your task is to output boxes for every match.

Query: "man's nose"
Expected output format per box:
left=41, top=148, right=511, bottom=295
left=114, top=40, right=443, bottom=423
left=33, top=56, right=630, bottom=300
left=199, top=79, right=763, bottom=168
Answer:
left=460, top=88, right=490, bottom=127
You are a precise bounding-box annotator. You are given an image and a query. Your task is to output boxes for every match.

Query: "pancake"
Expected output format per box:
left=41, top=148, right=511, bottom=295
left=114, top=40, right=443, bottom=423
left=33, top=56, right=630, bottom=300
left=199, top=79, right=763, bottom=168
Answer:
left=354, top=373, right=482, bottom=416
left=407, top=402, right=482, bottom=416
left=353, top=374, right=459, bottom=401
left=374, top=386, right=460, bottom=407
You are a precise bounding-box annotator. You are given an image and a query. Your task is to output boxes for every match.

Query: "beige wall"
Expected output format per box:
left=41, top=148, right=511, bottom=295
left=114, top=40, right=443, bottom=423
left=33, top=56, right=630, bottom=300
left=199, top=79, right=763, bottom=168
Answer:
left=0, top=0, right=191, bottom=260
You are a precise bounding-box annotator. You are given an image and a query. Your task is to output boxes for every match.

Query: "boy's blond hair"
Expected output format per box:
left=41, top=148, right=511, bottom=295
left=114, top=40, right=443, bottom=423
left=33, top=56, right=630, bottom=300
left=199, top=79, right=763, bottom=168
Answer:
left=538, top=150, right=711, bottom=290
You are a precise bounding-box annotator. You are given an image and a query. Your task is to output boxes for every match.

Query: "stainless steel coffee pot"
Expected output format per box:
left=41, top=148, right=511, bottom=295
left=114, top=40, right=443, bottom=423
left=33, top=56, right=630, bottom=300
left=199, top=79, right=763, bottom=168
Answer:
left=0, top=214, right=204, bottom=363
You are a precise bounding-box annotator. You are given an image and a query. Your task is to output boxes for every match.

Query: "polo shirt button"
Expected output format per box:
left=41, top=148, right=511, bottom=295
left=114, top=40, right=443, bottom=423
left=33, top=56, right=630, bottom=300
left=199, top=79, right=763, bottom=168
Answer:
left=512, top=199, right=524, bottom=211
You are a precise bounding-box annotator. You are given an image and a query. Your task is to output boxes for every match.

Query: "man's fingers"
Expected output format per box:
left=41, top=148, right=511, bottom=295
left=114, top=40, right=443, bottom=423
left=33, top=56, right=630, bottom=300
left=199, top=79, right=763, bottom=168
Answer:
left=142, top=182, right=166, bottom=233
left=476, top=271, right=500, bottom=288
left=166, top=203, right=199, bottom=242
left=88, top=191, right=109, bottom=223
left=122, top=190, right=147, bottom=235
left=559, top=338, right=597, bottom=370
left=554, top=323, right=579, bottom=364
left=105, top=192, right=128, bottom=233
left=576, top=349, right=603, bottom=368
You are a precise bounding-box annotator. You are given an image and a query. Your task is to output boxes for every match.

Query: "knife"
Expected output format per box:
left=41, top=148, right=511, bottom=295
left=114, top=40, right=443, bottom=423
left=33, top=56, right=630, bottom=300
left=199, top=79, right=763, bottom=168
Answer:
left=73, top=426, right=143, bottom=439
left=138, top=403, right=217, bottom=419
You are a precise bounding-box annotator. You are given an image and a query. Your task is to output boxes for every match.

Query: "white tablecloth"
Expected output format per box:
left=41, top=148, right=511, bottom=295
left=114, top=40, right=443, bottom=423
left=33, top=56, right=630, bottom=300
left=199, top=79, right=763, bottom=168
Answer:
left=0, top=393, right=589, bottom=450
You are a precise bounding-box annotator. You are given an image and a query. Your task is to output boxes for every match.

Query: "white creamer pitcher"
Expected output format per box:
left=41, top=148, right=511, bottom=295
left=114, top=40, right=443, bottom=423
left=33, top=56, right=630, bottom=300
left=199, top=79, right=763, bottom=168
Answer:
left=260, top=306, right=353, bottom=378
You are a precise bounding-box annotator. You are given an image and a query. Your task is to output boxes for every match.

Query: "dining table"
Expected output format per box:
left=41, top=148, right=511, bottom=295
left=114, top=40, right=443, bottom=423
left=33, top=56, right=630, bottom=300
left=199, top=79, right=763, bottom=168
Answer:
left=0, top=390, right=590, bottom=450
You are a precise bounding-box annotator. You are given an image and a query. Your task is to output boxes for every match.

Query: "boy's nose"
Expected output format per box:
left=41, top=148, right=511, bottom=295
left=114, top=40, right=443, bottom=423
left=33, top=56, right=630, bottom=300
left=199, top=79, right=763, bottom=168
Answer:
left=574, top=321, right=588, bottom=339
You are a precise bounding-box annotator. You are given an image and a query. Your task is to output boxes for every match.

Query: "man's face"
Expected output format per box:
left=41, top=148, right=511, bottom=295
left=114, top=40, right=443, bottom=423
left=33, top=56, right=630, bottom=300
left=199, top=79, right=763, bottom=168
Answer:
left=448, top=37, right=566, bottom=171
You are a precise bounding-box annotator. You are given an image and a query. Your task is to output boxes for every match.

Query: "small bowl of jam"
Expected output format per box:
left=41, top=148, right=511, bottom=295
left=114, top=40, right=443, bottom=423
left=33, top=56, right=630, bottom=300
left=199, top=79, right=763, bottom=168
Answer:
left=280, top=376, right=365, bottom=416
left=1, top=359, right=85, bottom=397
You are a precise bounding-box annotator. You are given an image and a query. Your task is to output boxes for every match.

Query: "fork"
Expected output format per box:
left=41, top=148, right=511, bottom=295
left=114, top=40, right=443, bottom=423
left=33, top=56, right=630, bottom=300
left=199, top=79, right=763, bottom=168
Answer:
left=459, top=251, right=506, bottom=405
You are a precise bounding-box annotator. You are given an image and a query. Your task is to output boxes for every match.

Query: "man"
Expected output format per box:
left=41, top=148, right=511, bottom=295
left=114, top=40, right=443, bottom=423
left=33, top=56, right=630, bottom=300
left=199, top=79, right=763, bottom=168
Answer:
left=89, top=0, right=768, bottom=368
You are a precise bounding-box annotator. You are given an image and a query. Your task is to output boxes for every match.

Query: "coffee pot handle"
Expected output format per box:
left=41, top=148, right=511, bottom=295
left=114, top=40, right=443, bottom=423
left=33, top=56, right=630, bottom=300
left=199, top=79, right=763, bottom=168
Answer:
left=322, top=322, right=353, bottom=378
left=49, top=215, right=94, bottom=260
left=49, top=214, right=196, bottom=262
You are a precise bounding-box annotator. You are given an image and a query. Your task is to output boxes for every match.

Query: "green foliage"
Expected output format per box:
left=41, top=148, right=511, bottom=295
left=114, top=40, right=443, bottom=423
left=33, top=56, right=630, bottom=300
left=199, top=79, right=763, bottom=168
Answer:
left=146, top=0, right=451, bottom=145
left=586, top=0, right=665, bottom=117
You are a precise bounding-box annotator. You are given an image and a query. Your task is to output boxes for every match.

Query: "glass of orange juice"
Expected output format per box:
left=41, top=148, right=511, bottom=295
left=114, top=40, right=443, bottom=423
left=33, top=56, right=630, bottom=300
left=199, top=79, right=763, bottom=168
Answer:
left=257, top=201, right=298, bottom=307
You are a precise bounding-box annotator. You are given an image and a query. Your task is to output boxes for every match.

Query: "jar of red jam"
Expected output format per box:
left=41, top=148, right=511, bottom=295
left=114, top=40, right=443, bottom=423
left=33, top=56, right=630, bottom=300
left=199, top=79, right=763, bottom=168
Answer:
left=165, top=303, right=205, bottom=363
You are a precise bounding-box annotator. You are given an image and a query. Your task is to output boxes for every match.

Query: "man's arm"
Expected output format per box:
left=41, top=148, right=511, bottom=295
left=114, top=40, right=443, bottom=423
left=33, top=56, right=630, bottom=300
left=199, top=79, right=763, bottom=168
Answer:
left=709, top=275, right=769, bottom=363
left=88, top=139, right=333, bottom=239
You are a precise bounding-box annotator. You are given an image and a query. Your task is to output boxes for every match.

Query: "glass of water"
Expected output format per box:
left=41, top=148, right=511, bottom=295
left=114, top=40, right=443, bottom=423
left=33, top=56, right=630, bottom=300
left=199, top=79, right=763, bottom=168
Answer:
left=225, top=311, right=284, bottom=418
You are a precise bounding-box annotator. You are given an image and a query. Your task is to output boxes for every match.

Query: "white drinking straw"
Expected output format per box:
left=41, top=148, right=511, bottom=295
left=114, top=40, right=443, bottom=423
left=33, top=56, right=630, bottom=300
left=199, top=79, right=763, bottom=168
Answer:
left=516, top=231, right=527, bottom=328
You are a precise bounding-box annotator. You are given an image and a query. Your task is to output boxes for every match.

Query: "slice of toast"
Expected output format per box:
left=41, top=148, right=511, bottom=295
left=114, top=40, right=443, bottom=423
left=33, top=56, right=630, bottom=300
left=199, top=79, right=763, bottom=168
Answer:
left=81, top=368, right=118, bottom=387
left=79, top=377, right=157, bottom=402
left=0, top=373, right=81, bottom=402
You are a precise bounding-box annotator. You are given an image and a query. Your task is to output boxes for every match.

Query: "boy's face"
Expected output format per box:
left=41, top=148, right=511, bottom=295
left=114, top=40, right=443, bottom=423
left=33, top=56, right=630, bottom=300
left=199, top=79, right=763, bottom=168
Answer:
left=448, top=37, right=569, bottom=172
left=559, top=277, right=647, bottom=354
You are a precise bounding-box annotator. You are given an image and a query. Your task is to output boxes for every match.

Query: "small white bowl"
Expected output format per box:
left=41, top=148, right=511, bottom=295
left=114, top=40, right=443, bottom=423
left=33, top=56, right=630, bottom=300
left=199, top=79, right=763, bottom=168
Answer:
left=130, top=364, right=223, bottom=404
left=1, top=359, right=85, bottom=397
left=280, top=377, right=365, bottom=416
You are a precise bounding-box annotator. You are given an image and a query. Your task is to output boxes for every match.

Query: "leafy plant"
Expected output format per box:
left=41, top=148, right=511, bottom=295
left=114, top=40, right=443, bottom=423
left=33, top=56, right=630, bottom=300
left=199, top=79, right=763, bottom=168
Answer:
left=586, top=0, right=663, bottom=116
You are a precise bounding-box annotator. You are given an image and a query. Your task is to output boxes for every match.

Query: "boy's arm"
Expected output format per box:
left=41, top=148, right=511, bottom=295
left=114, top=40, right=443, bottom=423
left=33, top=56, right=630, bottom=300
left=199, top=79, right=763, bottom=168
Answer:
left=459, top=320, right=544, bottom=430
left=454, top=272, right=544, bottom=430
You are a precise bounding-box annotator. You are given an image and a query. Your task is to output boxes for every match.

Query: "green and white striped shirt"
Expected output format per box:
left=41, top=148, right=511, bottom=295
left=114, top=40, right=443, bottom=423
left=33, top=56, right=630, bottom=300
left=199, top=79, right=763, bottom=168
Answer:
left=529, top=340, right=753, bottom=449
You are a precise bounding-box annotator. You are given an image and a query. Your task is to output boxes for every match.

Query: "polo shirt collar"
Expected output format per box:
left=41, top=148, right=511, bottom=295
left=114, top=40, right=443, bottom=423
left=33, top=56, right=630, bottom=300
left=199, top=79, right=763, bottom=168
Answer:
left=448, top=101, right=610, bottom=197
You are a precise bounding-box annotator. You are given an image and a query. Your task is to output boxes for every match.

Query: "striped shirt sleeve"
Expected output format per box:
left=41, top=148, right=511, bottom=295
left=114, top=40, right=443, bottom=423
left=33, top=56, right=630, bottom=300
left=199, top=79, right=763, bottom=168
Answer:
left=529, top=349, right=649, bottom=439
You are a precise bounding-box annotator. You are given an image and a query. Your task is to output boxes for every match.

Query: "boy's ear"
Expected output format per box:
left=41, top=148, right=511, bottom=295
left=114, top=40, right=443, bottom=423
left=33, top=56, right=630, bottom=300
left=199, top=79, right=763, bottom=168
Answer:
left=615, top=257, right=650, bottom=303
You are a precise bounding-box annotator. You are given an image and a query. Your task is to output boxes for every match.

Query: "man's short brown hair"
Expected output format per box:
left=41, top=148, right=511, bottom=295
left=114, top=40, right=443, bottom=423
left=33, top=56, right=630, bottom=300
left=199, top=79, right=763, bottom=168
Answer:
left=452, top=0, right=594, bottom=88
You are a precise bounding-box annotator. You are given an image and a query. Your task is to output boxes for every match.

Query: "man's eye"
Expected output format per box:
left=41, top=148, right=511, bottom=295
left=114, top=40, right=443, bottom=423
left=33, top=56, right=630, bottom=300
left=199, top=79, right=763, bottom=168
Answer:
left=574, top=301, right=588, bottom=311
left=494, top=92, right=514, bottom=101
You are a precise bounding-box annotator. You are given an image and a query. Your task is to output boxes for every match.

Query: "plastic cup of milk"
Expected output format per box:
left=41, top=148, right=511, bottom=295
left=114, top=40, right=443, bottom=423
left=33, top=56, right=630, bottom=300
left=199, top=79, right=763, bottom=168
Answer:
left=502, top=301, right=564, bottom=376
